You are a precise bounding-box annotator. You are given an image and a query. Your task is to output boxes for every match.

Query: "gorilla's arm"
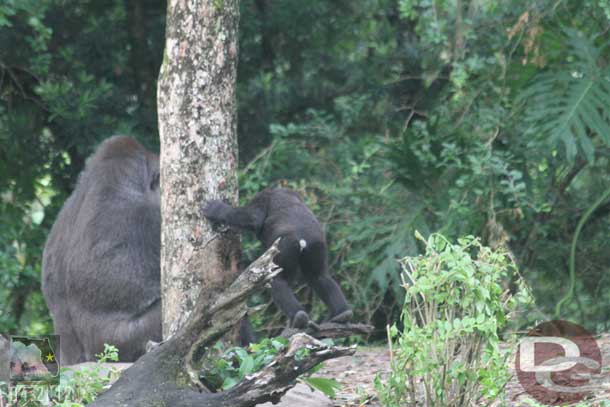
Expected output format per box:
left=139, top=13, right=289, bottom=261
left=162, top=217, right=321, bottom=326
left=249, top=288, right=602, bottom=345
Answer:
left=202, top=200, right=265, bottom=232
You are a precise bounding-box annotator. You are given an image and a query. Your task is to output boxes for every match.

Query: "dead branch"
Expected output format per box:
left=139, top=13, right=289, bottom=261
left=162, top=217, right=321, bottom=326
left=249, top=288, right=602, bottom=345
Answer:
left=89, top=240, right=360, bottom=407
left=281, top=321, right=374, bottom=340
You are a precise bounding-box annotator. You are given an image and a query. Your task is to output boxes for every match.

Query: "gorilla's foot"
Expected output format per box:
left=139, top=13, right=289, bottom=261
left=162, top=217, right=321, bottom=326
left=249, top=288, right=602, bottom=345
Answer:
left=291, top=310, right=310, bottom=329
left=329, top=309, right=353, bottom=324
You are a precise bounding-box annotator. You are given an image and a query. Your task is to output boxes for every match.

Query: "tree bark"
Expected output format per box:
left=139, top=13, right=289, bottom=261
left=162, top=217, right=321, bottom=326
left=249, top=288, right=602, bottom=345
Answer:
left=157, top=0, right=241, bottom=339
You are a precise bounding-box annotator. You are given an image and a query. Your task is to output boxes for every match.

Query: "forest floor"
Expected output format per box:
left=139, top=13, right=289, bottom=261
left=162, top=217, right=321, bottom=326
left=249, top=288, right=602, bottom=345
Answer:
left=85, top=335, right=610, bottom=406
left=317, top=334, right=610, bottom=407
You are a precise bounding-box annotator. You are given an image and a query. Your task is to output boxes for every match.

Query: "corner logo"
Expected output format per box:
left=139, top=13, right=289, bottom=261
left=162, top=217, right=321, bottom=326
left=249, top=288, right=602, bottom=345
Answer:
left=516, top=320, right=605, bottom=405
left=5, top=335, right=60, bottom=386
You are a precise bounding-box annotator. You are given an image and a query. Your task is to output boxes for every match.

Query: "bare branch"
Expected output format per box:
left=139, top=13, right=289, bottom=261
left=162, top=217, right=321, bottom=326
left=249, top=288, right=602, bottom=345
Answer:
left=281, top=322, right=374, bottom=340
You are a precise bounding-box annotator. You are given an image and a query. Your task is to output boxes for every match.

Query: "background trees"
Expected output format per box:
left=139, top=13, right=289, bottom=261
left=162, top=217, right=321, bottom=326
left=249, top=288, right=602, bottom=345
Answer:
left=1, top=0, right=609, bottom=337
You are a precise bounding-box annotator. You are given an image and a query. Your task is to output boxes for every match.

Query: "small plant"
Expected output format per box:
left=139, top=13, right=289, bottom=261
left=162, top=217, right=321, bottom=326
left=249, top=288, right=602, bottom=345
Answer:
left=95, top=344, right=119, bottom=363
left=200, top=337, right=289, bottom=390
left=53, top=344, right=120, bottom=404
left=200, top=337, right=341, bottom=398
left=375, top=233, right=531, bottom=407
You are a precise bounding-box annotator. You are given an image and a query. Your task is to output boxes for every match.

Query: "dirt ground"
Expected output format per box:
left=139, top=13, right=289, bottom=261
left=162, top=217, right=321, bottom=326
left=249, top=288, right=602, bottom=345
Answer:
left=317, top=335, right=610, bottom=407
left=317, top=346, right=388, bottom=407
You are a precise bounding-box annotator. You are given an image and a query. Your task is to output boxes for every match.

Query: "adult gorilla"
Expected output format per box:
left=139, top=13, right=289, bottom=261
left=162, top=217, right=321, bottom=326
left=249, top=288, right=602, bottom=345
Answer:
left=42, top=136, right=162, bottom=364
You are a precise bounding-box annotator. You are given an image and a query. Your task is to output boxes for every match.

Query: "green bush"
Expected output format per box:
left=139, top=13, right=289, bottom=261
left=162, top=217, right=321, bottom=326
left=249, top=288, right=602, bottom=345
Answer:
left=375, top=233, right=532, bottom=407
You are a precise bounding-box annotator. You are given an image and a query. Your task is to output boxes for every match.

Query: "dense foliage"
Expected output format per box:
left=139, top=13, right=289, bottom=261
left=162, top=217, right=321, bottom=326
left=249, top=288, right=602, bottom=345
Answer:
left=1, top=0, right=609, bottom=338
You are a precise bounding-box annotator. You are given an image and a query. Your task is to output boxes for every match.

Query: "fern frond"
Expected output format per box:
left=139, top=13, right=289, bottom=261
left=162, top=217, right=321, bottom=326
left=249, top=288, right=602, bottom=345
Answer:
left=519, top=30, right=610, bottom=162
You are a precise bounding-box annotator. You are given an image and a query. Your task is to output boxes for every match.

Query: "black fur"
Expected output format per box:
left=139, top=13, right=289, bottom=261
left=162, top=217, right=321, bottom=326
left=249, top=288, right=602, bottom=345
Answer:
left=42, top=136, right=162, bottom=364
left=202, top=188, right=352, bottom=329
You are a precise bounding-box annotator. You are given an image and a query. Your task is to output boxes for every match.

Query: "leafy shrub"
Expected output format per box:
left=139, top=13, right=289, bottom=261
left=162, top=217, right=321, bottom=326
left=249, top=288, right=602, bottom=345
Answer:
left=375, top=233, right=532, bottom=407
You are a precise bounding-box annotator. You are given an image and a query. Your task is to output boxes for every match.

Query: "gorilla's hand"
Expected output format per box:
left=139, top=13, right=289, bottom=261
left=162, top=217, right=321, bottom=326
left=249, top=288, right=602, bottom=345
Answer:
left=201, top=200, right=231, bottom=223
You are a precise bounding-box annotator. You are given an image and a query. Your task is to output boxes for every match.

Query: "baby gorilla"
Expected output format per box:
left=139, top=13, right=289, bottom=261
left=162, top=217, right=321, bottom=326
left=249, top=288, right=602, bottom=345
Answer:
left=202, top=187, right=352, bottom=329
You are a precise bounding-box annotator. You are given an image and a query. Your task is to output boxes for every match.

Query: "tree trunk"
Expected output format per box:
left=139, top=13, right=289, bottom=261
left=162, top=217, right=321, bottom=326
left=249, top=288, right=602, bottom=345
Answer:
left=157, top=0, right=241, bottom=339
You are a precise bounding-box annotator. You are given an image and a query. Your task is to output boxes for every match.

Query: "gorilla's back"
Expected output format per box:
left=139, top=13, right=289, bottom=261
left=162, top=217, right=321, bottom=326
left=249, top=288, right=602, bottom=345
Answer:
left=42, top=136, right=161, bottom=364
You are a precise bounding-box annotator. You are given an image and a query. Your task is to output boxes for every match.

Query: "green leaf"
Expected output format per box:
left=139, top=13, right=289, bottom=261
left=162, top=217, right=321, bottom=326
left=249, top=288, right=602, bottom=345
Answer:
left=519, top=30, right=610, bottom=162
left=222, top=376, right=239, bottom=390
left=303, top=377, right=342, bottom=398
left=308, top=363, right=324, bottom=374
left=239, top=354, right=255, bottom=378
